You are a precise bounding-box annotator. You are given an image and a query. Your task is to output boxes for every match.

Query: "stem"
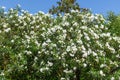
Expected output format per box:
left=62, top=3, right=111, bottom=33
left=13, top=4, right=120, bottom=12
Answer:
left=75, top=68, right=81, bottom=80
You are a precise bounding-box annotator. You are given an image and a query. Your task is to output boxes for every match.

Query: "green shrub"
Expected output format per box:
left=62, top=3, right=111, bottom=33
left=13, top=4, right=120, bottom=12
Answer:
left=0, top=8, right=120, bottom=80
left=107, top=12, right=120, bottom=36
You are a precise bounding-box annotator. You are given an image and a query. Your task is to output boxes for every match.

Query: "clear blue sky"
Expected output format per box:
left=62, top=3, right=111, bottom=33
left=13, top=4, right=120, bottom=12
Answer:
left=0, top=0, right=120, bottom=15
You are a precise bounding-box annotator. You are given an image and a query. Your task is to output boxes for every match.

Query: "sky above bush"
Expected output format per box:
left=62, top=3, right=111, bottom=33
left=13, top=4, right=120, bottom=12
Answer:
left=0, top=0, right=120, bottom=15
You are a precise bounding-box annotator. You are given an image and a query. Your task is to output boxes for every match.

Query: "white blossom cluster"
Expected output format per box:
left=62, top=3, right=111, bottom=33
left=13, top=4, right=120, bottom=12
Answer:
left=0, top=9, right=120, bottom=80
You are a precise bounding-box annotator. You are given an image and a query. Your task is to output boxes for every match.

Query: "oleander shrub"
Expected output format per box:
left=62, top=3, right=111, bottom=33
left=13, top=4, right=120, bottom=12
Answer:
left=0, top=8, right=120, bottom=80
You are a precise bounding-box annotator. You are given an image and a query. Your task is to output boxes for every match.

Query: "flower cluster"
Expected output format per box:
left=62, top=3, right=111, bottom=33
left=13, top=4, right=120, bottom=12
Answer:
left=0, top=8, right=120, bottom=80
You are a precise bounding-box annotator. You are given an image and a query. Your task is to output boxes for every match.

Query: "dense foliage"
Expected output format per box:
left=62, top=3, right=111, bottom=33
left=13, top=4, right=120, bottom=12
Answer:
left=49, top=0, right=88, bottom=16
left=49, top=0, right=80, bottom=15
left=107, top=12, right=120, bottom=36
left=0, top=7, right=120, bottom=80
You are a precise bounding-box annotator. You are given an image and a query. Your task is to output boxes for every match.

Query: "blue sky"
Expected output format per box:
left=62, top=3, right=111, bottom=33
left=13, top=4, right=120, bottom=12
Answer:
left=0, top=0, right=120, bottom=15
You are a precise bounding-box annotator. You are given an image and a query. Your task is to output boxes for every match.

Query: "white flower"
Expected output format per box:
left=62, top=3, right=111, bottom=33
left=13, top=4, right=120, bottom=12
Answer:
left=90, top=14, right=95, bottom=21
left=47, top=61, right=53, bottom=66
left=36, top=26, right=40, bottom=28
left=106, top=33, right=110, bottom=37
left=116, top=54, right=120, bottom=58
left=63, top=21, right=69, bottom=26
left=25, top=35, right=30, bottom=39
left=63, top=69, right=73, bottom=74
left=51, top=27, right=56, bottom=32
left=88, top=48, right=92, bottom=55
left=38, top=11, right=45, bottom=14
left=105, top=42, right=109, bottom=48
left=73, top=67, right=77, bottom=70
left=63, top=30, right=66, bottom=33
left=71, top=10, right=79, bottom=13
left=62, top=34, right=67, bottom=40
left=10, top=8, right=13, bottom=11
left=3, top=24, right=7, bottom=28
left=81, top=19, right=87, bottom=23
left=61, top=77, right=66, bottom=80
left=92, top=52, right=97, bottom=56
left=99, top=70, right=105, bottom=76
left=119, top=77, right=120, bottom=80
left=109, top=47, right=115, bottom=53
left=38, top=51, right=41, bottom=54
left=111, top=77, right=115, bottom=80
left=96, top=41, right=102, bottom=48
left=34, top=57, right=38, bottom=61
left=18, top=53, right=22, bottom=58
left=77, top=40, right=83, bottom=44
left=81, top=45, right=86, bottom=51
left=54, top=25, right=62, bottom=30
left=0, top=72, right=4, bottom=76
left=76, top=60, right=80, bottom=63
left=30, top=31, right=35, bottom=35
left=101, top=33, right=110, bottom=37
left=40, top=68, right=44, bottom=72
left=100, top=24, right=104, bottom=29
left=100, top=64, right=106, bottom=68
left=82, top=52, right=88, bottom=58
left=40, top=67, right=49, bottom=72
left=11, top=40, right=14, bottom=43
left=73, top=22, right=78, bottom=26
left=42, top=42, right=47, bottom=47
left=72, top=45, right=77, bottom=53
left=25, top=51, right=32, bottom=55
left=81, top=26, right=87, bottom=30
left=50, top=43, right=56, bottom=47
left=85, top=34, right=90, bottom=40
left=46, top=39, right=51, bottom=43
left=66, top=46, right=71, bottom=52
left=93, top=33, right=99, bottom=39
left=4, top=28, right=11, bottom=32
left=95, top=25, right=98, bottom=28
left=17, top=4, right=21, bottom=8
left=70, top=53, right=74, bottom=57
left=2, top=6, right=6, bottom=9
left=35, top=40, right=40, bottom=47
left=83, top=63, right=87, bottom=67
